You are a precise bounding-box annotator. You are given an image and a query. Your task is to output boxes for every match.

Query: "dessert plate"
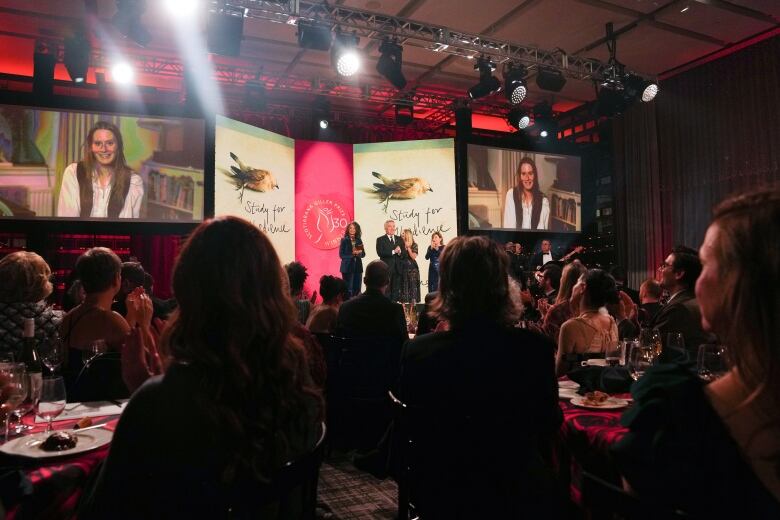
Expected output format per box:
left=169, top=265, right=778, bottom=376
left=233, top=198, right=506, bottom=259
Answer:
left=570, top=396, right=629, bottom=410
left=0, top=429, right=113, bottom=459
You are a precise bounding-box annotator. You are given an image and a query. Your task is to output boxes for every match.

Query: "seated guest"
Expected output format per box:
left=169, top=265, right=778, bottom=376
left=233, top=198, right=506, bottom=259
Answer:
left=556, top=269, right=620, bottom=376
left=612, top=188, right=780, bottom=516
left=285, top=261, right=311, bottom=324
left=398, top=236, right=562, bottom=518
left=414, top=291, right=439, bottom=336
left=82, top=216, right=323, bottom=518
left=64, top=278, right=86, bottom=312
left=306, top=275, right=347, bottom=334
left=111, top=261, right=145, bottom=319
left=637, top=278, right=662, bottom=326
left=336, top=260, right=407, bottom=346
left=649, top=245, right=710, bottom=356
left=607, top=291, right=640, bottom=340
left=0, top=252, right=63, bottom=356
left=143, top=272, right=176, bottom=321
left=530, top=239, right=555, bottom=270
left=59, top=248, right=132, bottom=354
left=609, top=265, right=639, bottom=304
left=540, top=260, right=586, bottom=340
left=539, top=262, right=562, bottom=305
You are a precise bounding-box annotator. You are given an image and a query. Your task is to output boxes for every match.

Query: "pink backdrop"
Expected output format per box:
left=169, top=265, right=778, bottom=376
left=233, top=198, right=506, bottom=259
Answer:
left=295, top=140, right=354, bottom=301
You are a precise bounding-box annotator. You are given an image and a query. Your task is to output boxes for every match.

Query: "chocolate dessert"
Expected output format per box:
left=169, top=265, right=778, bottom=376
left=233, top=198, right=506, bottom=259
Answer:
left=40, top=431, right=78, bottom=452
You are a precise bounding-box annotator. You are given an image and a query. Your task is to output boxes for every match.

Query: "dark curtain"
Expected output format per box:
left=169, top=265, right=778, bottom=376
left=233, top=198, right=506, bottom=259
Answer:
left=130, top=235, right=181, bottom=299
left=614, top=35, right=780, bottom=288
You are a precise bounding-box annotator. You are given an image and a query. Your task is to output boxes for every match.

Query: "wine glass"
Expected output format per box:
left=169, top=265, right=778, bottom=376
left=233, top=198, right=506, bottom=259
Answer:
left=10, top=369, right=41, bottom=435
left=83, top=339, right=107, bottom=364
left=39, top=332, right=66, bottom=373
left=665, top=332, right=688, bottom=362
left=35, top=376, right=67, bottom=433
left=697, top=344, right=728, bottom=382
left=628, top=346, right=655, bottom=381
left=606, top=341, right=625, bottom=367
left=0, top=363, right=28, bottom=442
left=640, top=328, right=663, bottom=357
left=620, top=339, right=639, bottom=366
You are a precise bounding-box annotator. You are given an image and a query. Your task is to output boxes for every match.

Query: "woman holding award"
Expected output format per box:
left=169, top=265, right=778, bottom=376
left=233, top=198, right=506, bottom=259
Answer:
left=339, top=221, right=366, bottom=298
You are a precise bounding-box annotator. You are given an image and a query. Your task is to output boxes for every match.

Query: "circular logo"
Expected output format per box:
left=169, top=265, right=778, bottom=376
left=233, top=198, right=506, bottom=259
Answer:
left=301, top=198, right=351, bottom=250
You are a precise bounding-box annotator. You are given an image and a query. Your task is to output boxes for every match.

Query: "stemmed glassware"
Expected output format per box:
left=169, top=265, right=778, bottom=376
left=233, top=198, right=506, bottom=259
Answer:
left=82, top=339, right=107, bottom=365
left=38, top=332, right=66, bottom=373
left=697, top=344, right=728, bottom=382
left=628, top=345, right=656, bottom=381
left=35, top=376, right=67, bottom=433
left=0, top=363, right=29, bottom=442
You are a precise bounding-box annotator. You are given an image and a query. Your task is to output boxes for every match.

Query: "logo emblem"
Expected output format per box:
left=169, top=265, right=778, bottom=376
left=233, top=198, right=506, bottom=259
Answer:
left=301, top=198, right=350, bottom=250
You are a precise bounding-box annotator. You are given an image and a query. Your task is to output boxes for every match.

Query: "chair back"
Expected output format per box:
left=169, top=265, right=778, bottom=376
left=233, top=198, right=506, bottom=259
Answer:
left=581, top=471, right=690, bottom=520
left=70, top=352, right=129, bottom=403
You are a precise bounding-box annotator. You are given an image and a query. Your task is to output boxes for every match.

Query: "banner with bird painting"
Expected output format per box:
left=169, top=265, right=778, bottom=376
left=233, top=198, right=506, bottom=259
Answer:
left=214, top=115, right=295, bottom=263
left=353, top=138, right=456, bottom=300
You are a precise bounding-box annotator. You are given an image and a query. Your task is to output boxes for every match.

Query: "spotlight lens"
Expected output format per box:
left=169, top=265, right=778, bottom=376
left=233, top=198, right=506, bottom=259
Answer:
left=641, top=83, right=658, bottom=102
left=540, top=129, right=549, bottom=138
left=111, top=62, right=135, bottom=84
left=319, top=119, right=329, bottom=129
left=336, top=51, right=360, bottom=77
left=511, top=85, right=526, bottom=104
left=518, top=115, right=530, bottom=129
left=74, top=77, right=85, bottom=83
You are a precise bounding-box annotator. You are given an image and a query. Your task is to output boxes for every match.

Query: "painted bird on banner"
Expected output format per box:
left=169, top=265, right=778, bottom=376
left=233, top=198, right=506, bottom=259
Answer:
left=371, top=171, right=433, bottom=211
left=226, top=152, right=279, bottom=201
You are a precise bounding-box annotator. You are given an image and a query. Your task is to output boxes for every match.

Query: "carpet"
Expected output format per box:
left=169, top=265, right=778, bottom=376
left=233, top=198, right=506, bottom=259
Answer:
left=318, top=452, right=398, bottom=519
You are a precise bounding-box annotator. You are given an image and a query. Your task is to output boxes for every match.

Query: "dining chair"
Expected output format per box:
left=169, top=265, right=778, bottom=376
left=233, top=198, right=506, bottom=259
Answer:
left=581, top=471, right=690, bottom=520
left=70, top=352, right=129, bottom=403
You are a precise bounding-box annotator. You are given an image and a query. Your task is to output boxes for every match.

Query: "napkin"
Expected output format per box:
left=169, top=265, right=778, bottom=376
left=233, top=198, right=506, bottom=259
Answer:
left=34, top=400, right=127, bottom=423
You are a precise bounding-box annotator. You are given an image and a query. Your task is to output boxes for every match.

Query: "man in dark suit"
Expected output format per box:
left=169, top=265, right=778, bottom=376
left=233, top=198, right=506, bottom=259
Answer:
left=375, top=219, right=402, bottom=302
left=336, top=259, right=408, bottom=346
left=530, top=239, right=555, bottom=270
left=505, top=243, right=528, bottom=281
left=638, top=278, right=663, bottom=327
left=650, top=245, right=710, bottom=359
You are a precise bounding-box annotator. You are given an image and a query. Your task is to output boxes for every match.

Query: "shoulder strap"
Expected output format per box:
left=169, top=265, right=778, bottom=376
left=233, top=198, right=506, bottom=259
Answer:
left=76, top=162, right=93, bottom=217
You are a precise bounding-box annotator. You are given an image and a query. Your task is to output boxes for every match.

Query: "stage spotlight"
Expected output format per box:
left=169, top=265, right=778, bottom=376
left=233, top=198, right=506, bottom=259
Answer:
left=314, top=96, right=331, bottom=130
left=468, top=57, right=501, bottom=100
left=623, top=74, right=659, bottom=102
left=540, top=130, right=549, bottom=138
left=244, top=77, right=267, bottom=111
left=332, top=32, right=360, bottom=77
left=165, top=0, right=199, bottom=16
left=113, top=0, right=151, bottom=47
left=111, top=62, right=135, bottom=84
left=395, top=102, right=414, bottom=125
left=207, top=4, right=246, bottom=56
left=536, top=67, right=567, bottom=92
left=297, top=21, right=332, bottom=51
left=507, top=107, right=530, bottom=130
left=532, top=101, right=556, bottom=139
left=503, top=64, right=527, bottom=105
left=33, top=41, right=56, bottom=97
left=64, top=32, right=91, bottom=83
left=596, top=86, right=628, bottom=117
left=377, top=40, right=406, bottom=89
left=319, top=119, right=329, bottom=129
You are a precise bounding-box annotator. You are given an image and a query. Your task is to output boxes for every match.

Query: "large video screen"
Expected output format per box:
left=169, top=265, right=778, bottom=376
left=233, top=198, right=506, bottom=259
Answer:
left=0, top=104, right=205, bottom=222
left=467, top=144, right=581, bottom=232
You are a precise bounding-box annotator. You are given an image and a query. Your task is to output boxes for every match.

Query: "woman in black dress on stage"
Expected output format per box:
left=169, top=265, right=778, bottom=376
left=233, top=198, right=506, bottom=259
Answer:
left=339, top=221, right=366, bottom=298
left=425, top=232, right=444, bottom=292
left=398, top=229, right=420, bottom=303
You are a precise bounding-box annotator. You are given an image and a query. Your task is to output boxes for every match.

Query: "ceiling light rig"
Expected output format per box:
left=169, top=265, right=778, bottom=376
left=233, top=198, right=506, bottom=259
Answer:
left=332, top=31, right=361, bottom=77
left=377, top=39, right=406, bottom=89
left=507, top=106, right=530, bottom=130
left=503, top=63, right=527, bottom=105
left=468, top=56, right=501, bottom=100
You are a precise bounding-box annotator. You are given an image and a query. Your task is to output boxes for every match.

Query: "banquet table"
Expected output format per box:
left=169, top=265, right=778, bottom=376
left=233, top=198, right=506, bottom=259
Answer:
left=0, top=411, right=120, bottom=520
left=557, top=394, right=630, bottom=504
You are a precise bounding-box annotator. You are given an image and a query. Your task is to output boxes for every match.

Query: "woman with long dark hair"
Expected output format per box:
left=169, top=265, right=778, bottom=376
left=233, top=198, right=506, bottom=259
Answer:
left=502, top=157, right=550, bottom=230
left=57, top=121, right=144, bottom=218
left=83, top=216, right=322, bottom=518
left=339, top=221, right=365, bottom=298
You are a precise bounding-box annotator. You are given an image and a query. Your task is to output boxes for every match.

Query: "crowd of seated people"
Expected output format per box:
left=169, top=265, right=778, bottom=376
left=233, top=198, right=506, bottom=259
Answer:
left=0, top=186, right=777, bottom=517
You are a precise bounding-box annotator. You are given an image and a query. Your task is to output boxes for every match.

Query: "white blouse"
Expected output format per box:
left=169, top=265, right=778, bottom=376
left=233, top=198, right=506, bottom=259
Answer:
left=57, top=163, right=144, bottom=218
left=503, top=190, right=550, bottom=230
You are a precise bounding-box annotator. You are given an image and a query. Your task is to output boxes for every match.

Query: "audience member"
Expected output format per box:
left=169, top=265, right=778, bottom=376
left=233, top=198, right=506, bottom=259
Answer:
left=539, top=263, right=562, bottom=306
left=398, top=236, right=562, bottom=518
left=556, top=269, right=620, bottom=376
left=143, top=272, right=175, bottom=320
left=306, top=275, right=347, bottom=334
left=64, top=279, right=86, bottom=312
left=285, top=261, right=311, bottom=324
left=530, top=239, right=555, bottom=269
left=612, top=187, right=780, bottom=516
left=111, top=261, right=146, bottom=318
left=336, top=260, right=407, bottom=346
left=0, top=252, right=63, bottom=356
left=82, top=216, right=323, bottom=518
left=649, top=245, right=710, bottom=357
left=414, top=291, right=439, bottom=336
left=540, top=260, right=586, bottom=340
left=637, top=278, right=662, bottom=326
left=609, top=265, right=639, bottom=303
left=505, top=242, right=527, bottom=281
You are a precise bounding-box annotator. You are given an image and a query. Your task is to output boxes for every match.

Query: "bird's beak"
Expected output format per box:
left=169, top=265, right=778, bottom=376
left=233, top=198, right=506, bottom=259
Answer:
left=428, top=187, right=433, bottom=192
left=274, top=185, right=279, bottom=189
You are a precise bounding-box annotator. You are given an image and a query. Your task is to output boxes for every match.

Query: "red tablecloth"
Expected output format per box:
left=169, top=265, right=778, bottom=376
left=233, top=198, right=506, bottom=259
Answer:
left=2, top=416, right=117, bottom=520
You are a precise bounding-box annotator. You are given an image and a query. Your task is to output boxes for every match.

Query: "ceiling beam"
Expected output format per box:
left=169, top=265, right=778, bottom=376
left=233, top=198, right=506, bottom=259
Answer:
left=692, top=0, right=779, bottom=26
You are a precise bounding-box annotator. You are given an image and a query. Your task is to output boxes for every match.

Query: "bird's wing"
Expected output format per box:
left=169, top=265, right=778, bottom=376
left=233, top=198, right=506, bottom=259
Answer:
left=229, top=152, right=247, bottom=171
left=373, top=182, right=390, bottom=191
left=230, top=165, right=244, bottom=177
left=248, top=168, right=268, bottom=181
left=372, top=171, right=392, bottom=185
left=384, top=177, right=419, bottom=192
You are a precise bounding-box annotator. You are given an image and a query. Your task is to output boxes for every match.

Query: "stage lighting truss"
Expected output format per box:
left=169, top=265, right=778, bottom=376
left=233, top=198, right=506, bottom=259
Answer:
left=468, top=56, right=501, bottom=100
left=332, top=31, right=361, bottom=77
left=377, top=39, right=406, bottom=90
left=503, top=63, right=527, bottom=105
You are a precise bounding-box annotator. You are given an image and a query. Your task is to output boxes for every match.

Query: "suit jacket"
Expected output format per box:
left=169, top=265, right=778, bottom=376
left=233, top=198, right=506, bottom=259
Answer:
left=376, top=234, right=401, bottom=275
left=398, top=321, right=563, bottom=517
left=648, top=290, right=709, bottom=355
left=530, top=251, right=555, bottom=270
left=336, top=288, right=407, bottom=346
left=339, top=237, right=365, bottom=274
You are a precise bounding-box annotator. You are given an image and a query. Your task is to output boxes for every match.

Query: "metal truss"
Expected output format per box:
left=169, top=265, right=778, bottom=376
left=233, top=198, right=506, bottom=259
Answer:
left=223, top=0, right=635, bottom=82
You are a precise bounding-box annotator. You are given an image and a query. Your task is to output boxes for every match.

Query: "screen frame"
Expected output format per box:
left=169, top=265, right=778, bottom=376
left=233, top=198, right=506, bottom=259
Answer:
left=0, top=91, right=214, bottom=236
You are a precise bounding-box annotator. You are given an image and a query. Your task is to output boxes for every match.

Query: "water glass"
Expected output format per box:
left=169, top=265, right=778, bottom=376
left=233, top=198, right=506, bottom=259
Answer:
left=83, top=339, right=108, bottom=364
left=606, top=341, right=626, bottom=367
left=628, top=346, right=655, bottom=381
left=39, top=332, right=66, bottom=373
left=640, top=328, right=663, bottom=357
left=697, top=344, right=728, bottom=382
left=0, top=363, right=28, bottom=442
left=620, top=339, right=639, bottom=366
left=35, top=376, right=67, bottom=433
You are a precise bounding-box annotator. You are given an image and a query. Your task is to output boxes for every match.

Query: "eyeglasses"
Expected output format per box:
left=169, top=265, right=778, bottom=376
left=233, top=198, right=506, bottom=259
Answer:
left=657, top=262, right=673, bottom=271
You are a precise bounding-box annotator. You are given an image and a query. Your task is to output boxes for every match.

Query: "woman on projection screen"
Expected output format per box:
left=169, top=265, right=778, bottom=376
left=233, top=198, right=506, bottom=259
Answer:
left=502, top=157, right=549, bottom=230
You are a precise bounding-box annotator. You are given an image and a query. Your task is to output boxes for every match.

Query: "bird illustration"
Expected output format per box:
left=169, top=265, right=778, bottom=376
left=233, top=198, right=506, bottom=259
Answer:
left=371, top=171, right=433, bottom=211
left=225, top=152, right=279, bottom=201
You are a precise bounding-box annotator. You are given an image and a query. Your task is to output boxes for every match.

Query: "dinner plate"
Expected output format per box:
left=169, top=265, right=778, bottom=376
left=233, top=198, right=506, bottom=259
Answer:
left=558, top=388, right=579, bottom=400
left=570, top=396, right=629, bottom=410
left=558, top=380, right=580, bottom=390
left=0, top=428, right=113, bottom=459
